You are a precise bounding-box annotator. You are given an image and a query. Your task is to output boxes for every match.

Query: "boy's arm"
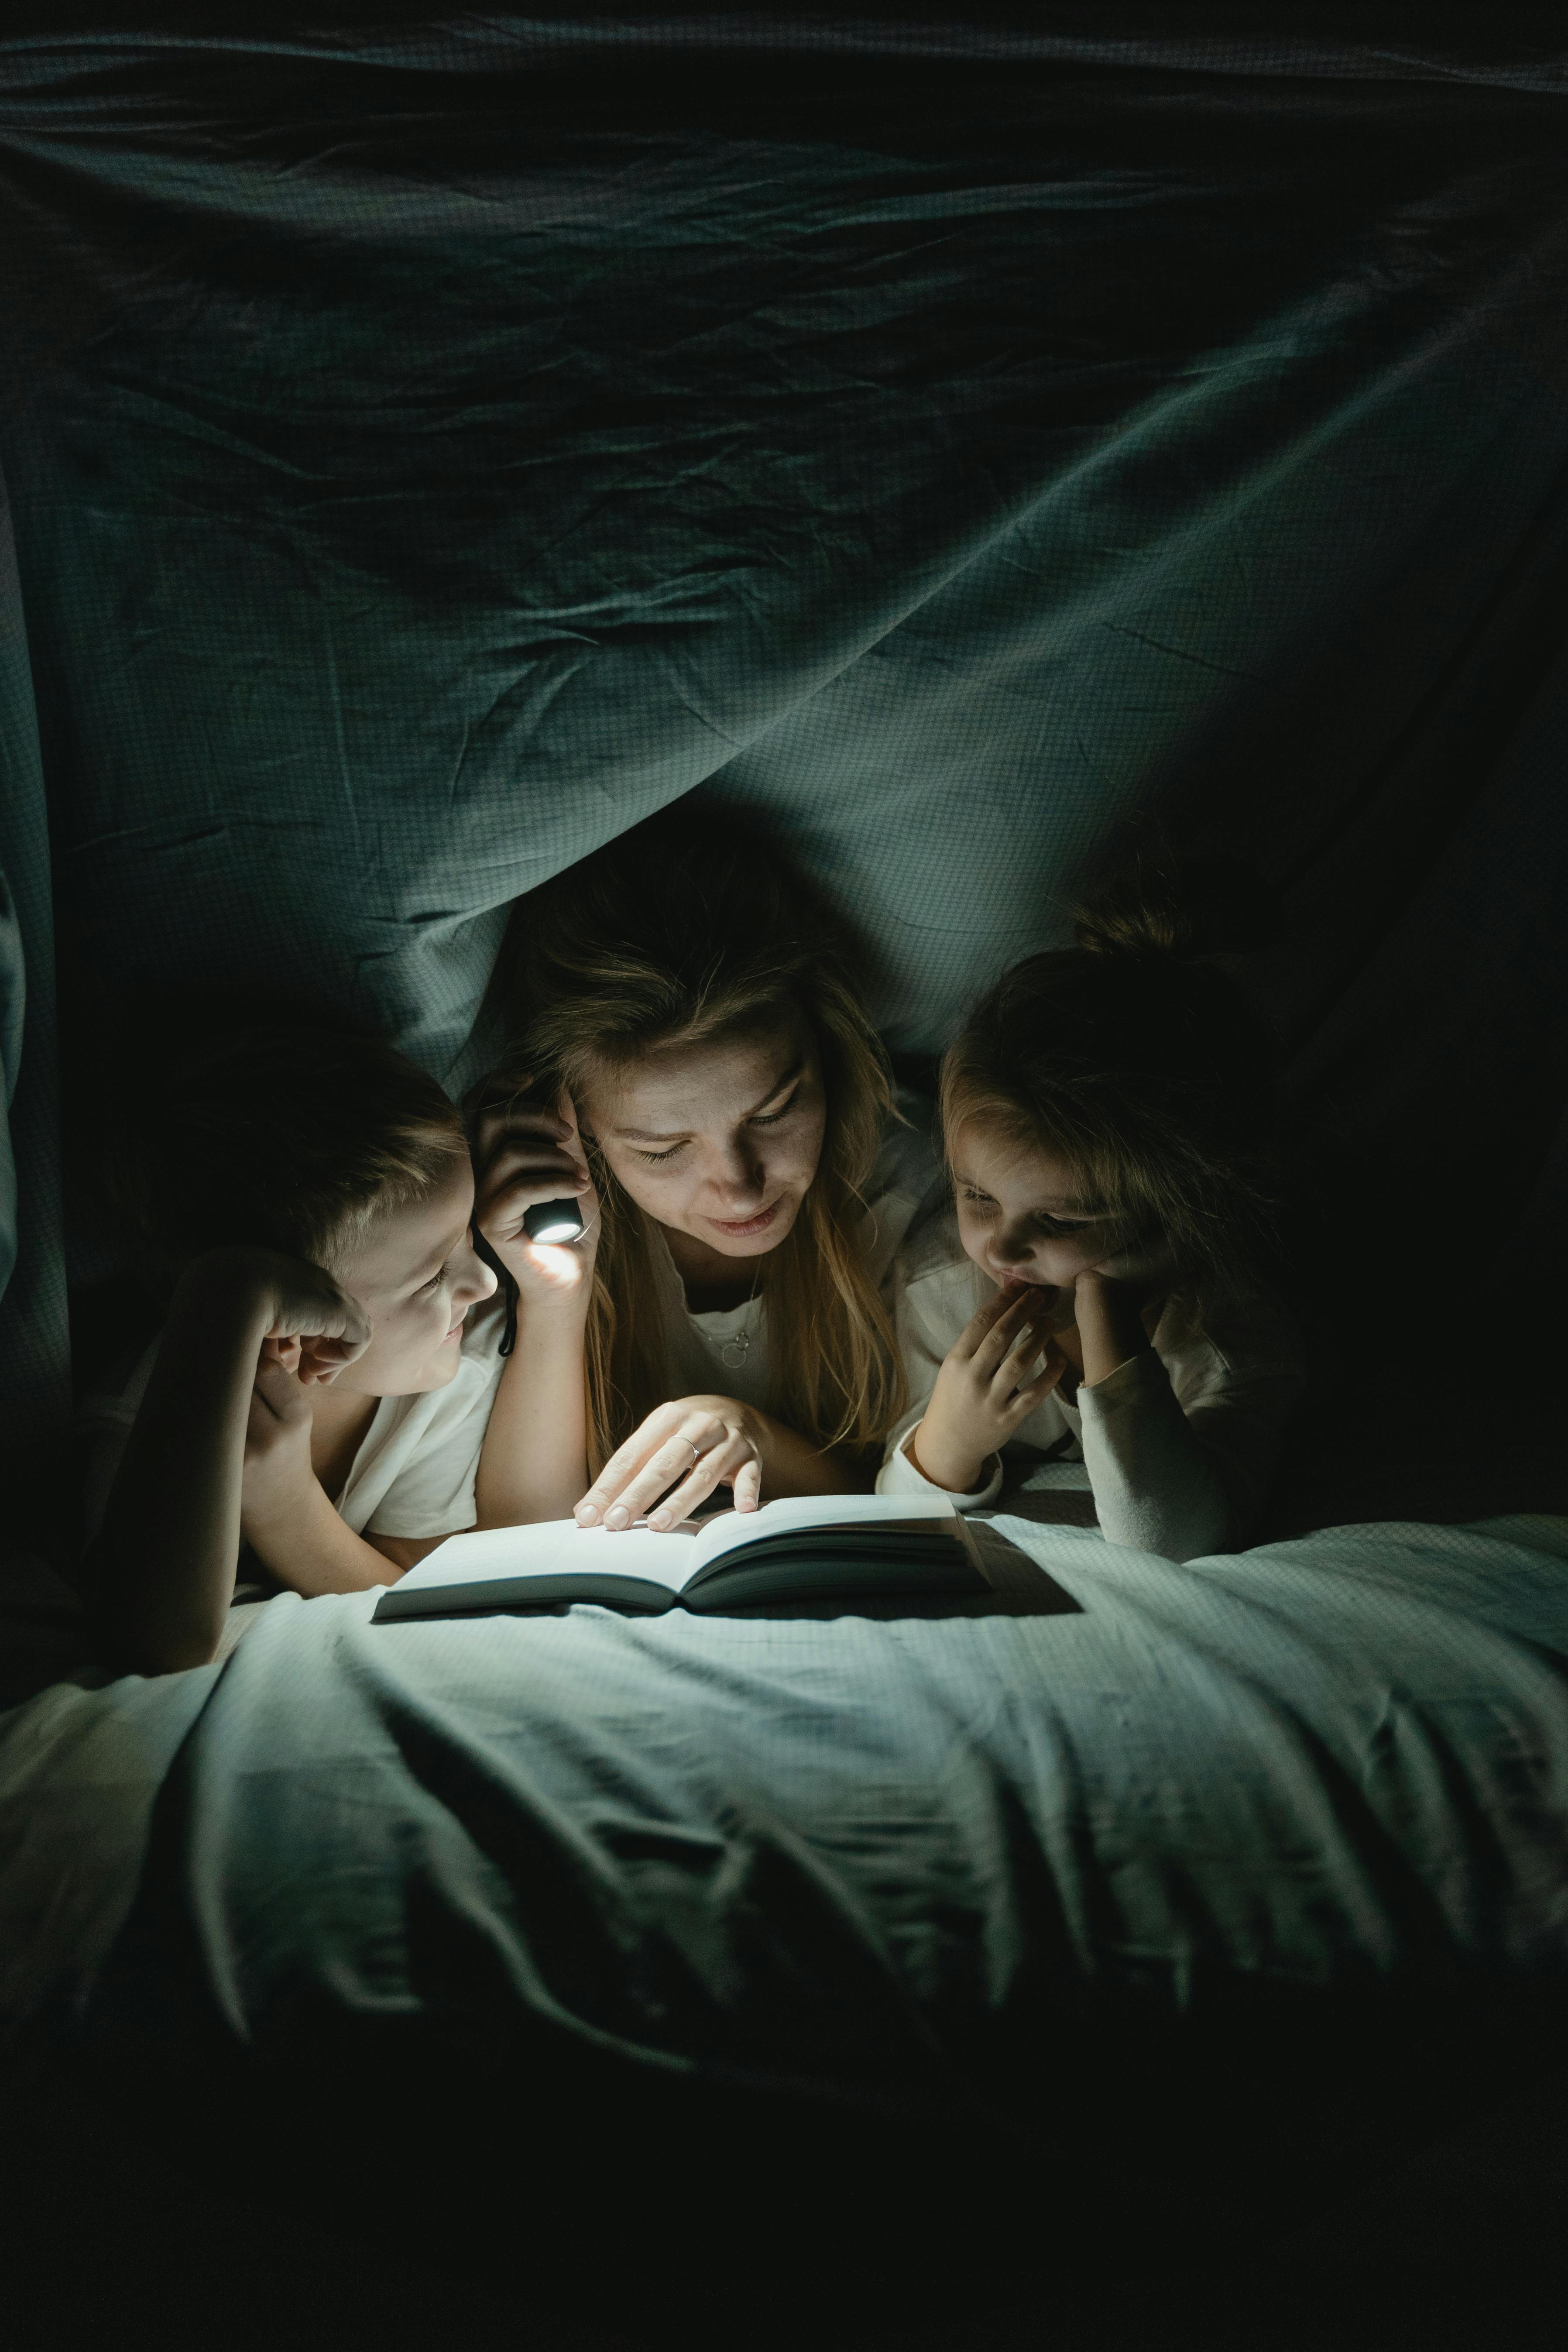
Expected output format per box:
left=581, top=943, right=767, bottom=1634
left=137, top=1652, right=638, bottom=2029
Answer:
left=83, top=1273, right=268, bottom=1673
left=237, top=1364, right=442, bottom=1592
left=243, top=1473, right=432, bottom=1593
left=83, top=1250, right=367, bottom=1675
left=364, top=1532, right=453, bottom=1575
left=86, top=1251, right=369, bottom=1674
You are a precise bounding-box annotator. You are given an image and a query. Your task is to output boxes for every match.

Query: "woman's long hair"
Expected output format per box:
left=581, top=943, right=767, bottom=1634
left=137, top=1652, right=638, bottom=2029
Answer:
left=485, top=813, right=906, bottom=1471
left=940, top=853, right=1283, bottom=1332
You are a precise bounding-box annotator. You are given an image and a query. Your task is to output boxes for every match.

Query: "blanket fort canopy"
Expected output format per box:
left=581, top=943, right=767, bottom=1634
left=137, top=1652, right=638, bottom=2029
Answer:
left=2, top=9, right=1568, bottom=1508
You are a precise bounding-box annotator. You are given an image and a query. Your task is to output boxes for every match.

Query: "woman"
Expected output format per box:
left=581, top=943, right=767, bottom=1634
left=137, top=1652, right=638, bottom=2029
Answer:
left=468, top=811, right=932, bottom=1531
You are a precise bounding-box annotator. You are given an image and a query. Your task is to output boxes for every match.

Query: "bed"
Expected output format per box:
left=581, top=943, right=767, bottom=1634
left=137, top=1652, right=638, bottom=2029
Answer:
left=3, top=1510, right=1566, bottom=2342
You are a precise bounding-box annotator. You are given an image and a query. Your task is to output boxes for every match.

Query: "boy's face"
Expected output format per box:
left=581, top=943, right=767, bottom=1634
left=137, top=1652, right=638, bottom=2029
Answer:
left=328, top=1160, right=497, bottom=1395
left=951, top=1119, right=1164, bottom=1329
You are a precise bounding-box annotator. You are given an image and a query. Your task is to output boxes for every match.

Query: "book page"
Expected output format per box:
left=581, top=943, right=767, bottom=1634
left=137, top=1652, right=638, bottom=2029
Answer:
left=687, top=1490, right=957, bottom=1580
left=394, top=1519, right=700, bottom=1594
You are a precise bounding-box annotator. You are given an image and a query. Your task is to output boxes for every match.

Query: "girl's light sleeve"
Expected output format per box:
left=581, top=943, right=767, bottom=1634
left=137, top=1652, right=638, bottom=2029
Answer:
left=1076, top=1313, right=1307, bottom=1562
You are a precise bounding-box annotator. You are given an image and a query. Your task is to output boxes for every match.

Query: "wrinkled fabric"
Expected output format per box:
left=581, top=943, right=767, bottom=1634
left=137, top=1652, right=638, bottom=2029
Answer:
left=3, top=1518, right=1566, bottom=2104
left=1, top=17, right=1567, bottom=1504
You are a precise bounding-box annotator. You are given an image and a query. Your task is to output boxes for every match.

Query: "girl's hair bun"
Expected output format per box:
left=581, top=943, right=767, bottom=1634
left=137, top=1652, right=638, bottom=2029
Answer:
left=1072, top=851, right=1278, bottom=961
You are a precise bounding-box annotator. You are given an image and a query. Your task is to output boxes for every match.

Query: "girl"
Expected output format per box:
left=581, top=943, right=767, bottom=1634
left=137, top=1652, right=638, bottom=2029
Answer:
left=877, top=862, right=1306, bottom=1561
left=468, top=812, right=933, bottom=1531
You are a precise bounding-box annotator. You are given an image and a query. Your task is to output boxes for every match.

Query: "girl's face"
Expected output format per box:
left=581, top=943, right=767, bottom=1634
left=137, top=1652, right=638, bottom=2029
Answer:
left=580, top=1023, right=828, bottom=1261
left=951, top=1119, right=1166, bottom=1329
left=329, top=1159, right=497, bottom=1395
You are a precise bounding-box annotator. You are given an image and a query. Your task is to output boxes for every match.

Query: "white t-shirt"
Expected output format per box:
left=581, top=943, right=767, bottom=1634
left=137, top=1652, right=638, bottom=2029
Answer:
left=648, top=1102, right=940, bottom=1415
left=79, top=1297, right=512, bottom=1562
left=877, top=1208, right=1308, bottom=1562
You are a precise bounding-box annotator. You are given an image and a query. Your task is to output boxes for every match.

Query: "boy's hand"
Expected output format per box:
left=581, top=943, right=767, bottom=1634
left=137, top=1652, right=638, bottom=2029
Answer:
left=472, top=1093, right=600, bottom=1305
left=176, top=1246, right=371, bottom=1384
left=256, top=1257, right=371, bottom=1385
left=240, top=1355, right=319, bottom=1535
left=908, top=1288, right=1067, bottom=1494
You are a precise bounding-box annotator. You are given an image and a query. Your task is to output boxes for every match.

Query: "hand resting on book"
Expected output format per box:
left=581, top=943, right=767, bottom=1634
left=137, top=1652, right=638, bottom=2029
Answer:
left=574, top=1394, right=861, bottom=1534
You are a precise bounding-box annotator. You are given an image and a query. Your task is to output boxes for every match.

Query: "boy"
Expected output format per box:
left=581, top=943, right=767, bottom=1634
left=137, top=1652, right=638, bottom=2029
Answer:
left=82, top=1020, right=501, bottom=1673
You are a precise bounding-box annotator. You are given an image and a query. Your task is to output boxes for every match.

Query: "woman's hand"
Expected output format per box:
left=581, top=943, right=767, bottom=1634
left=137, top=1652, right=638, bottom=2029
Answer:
left=472, top=1093, right=600, bottom=1305
left=908, top=1288, right=1067, bottom=1494
left=575, top=1396, right=765, bottom=1531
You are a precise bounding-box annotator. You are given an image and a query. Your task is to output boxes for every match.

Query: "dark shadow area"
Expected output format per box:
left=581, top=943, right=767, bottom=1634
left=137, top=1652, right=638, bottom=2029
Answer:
left=7, top=1963, right=1568, bottom=2351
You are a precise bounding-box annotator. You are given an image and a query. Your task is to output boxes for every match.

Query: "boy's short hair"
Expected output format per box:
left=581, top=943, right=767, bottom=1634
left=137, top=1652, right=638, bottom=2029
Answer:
left=108, top=1018, right=469, bottom=1296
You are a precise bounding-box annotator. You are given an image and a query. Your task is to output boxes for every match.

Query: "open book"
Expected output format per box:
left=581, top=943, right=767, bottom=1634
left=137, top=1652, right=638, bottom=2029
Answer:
left=372, top=1492, right=995, bottom=1621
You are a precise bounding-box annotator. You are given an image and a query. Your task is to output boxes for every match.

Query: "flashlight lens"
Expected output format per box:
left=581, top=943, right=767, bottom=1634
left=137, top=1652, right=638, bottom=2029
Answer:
left=523, top=1198, right=585, bottom=1244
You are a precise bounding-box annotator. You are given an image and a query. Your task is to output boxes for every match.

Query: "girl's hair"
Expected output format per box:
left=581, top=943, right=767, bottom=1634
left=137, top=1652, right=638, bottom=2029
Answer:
left=486, top=812, right=905, bottom=1470
left=940, top=854, right=1281, bottom=1327
left=108, top=1016, right=469, bottom=1296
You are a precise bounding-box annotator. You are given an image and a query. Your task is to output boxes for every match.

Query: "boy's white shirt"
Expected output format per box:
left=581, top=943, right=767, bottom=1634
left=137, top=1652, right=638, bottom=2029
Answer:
left=878, top=1205, right=1308, bottom=1562
left=79, top=1297, right=512, bottom=1554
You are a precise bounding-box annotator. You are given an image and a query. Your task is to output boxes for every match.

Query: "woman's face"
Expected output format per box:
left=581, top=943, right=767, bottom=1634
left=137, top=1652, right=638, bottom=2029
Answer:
left=951, top=1119, right=1165, bottom=1329
left=580, top=1023, right=828, bottom=1260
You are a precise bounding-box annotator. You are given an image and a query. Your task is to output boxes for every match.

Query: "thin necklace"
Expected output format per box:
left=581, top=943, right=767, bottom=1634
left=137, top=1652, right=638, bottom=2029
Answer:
left=714, top=1264, right=763, bottom=1370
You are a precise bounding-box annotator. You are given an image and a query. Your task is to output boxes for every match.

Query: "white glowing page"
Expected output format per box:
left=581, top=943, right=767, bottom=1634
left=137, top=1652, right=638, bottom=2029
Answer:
left=394, top=1491, right=958, bottom=1598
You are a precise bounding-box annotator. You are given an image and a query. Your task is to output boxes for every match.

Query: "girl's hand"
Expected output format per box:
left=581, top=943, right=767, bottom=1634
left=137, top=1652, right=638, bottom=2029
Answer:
left=472, top=1095, right=600, bottom=1304
left=1072, top=1265, right=1158, bottom=1388
left=575, top=1396, right=765, bottom=1531
left=908, top=1288, right=1066, bottom=1494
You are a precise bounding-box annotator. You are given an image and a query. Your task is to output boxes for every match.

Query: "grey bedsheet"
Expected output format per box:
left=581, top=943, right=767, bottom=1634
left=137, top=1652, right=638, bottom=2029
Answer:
left=3, top=1514, right=1565, bottom=2126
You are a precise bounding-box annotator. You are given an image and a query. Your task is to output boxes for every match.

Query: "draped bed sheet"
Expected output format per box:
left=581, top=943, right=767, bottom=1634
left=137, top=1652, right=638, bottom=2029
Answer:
left=3, top=1513, right=1565, bottom=2255
left=2, top=13, right=1568, bottom=1517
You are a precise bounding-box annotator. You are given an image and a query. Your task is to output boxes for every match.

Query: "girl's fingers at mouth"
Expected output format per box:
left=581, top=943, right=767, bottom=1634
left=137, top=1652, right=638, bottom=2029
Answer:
left=1019, top=1360, right=1067, bottom=1409
left=974, top=1304, right=1036, bottom=1376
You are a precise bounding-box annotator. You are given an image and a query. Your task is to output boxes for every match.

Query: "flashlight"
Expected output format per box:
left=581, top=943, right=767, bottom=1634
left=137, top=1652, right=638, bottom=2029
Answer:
left=524, top=1197, right=586, bottom=1245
